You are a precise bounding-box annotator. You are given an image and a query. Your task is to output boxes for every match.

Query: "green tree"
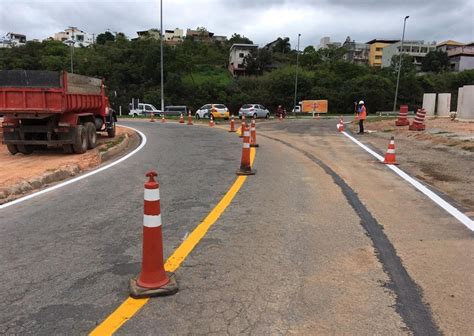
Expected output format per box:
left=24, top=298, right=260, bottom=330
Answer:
left=421, top=50, right=450, bottom=73
left=96, top=32, right=115, bottom=45
left=228, top=33, right=253, bottom=45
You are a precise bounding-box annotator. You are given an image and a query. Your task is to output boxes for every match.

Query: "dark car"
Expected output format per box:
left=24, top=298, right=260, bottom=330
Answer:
left=162, top=106, right=189, bottom=116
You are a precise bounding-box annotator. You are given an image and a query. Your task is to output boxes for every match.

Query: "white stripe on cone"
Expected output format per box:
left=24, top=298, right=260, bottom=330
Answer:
left=243, top=143, right=250, bottom=148
left=387, top=149, right=395, bottom=154
left=143, top=214, right=162, bottom=228
left=144, top=189, right=160, bottom=201
left=244, top=131, right=250, bottom=137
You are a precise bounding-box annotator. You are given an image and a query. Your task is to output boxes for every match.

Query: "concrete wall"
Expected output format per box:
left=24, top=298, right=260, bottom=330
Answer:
left=457, top=85, right=474, bottom=120
left=422, top=93, right=437, bottom=115
left=459, top=56, right=474, bottom=72
left=437, top=93, right=451, bottom=117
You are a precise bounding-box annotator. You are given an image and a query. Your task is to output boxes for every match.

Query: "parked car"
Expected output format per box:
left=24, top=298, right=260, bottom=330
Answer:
left=195, top=104, right=229, bottom=119
left=238, top=104, right=270, bottom=119
left=129, top=103, right=161, bottom=117
left=163, top=105, right=189, bottom=116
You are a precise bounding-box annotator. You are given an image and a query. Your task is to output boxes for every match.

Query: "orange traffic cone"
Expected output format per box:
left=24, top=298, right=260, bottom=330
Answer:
left=279, top=113, right=283, bottom=121
left=150, top=112, right=155, bottom=122
left=236, top=128, right=255, bottom=175
left=337, top=116, right=344, bottom=132
left=161, top=114, right=166, bottom=123
left=382, top=136, right=399, bottom=165
left=229, top=115, right=236, bottom=132
left=317, top=113, right=320, bottom=120
left=209, top=114, right=215, bottom=127
left=239, top=115, right=246, bottom=138
left=130, top=171, right=178, bottom=298
left=250, top=118, right=259, bottom=147
left=187, top=111, right=193, bottom=125
left=179, top=113, right=184, bottom=124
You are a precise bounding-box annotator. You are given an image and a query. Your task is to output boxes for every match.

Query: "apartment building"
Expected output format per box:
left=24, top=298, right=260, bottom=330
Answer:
left=381, top=40, right=436, bottom=69
left=0, top=32, right=27, bottom=48
left=366, top=39, right=398, bottom=67
left=447, top=43, right=474, bottom=71
left=342, top=37, right=370, bottom=65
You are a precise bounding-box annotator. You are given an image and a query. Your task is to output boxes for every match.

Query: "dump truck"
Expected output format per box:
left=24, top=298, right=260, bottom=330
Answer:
left=0, top=70, right=116, bottom=155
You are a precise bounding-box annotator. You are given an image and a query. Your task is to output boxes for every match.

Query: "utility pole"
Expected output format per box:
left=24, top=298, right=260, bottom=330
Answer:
left=293, top=33, right=301, bottom=117
left=393, top=16, right=409, bottom=113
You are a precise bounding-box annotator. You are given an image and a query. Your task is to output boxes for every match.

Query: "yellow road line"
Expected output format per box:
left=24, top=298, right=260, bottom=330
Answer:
left=90, top=148, right=256, bottom=336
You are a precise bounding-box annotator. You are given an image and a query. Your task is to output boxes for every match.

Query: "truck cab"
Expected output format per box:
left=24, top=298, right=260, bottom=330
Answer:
left=129, top=103, right=161, bottom=117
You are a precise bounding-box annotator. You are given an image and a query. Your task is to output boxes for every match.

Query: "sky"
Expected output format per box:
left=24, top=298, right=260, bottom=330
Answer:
left=1, top=0, right=473, bottom=48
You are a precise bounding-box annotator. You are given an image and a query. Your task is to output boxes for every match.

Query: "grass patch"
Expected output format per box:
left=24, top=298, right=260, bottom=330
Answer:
left=182, top=67, right=232, bottom=86
left=99, top=134, right=126, bottom=153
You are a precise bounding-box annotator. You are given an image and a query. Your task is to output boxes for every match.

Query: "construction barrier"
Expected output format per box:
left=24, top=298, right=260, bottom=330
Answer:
left=395, top=105, right=410, bottom=126
left=409, top=108, right=426, bottom=131
left=130, top=171, right=178, bottom=298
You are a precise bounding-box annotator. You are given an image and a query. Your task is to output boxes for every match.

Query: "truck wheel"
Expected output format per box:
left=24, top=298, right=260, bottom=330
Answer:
left=107, top=121, right=116, bottom=138
left=63, top=145, right=74, bottom=154
left=7, top=144, right=19, bottom=155
left=17, top=144, right=33, bottom=155
left=72, top=125, right=88, bottom=154
left=85, top=122, right=97, bottom=149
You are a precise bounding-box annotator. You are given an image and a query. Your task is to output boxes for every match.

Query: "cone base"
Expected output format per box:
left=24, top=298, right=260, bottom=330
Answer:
left=150, top=120, right=155, bottom=122
left=130, top=272, right=178, bottom=298
left=380, top=160, right=399, bottom=165
left=236, top=168, right=256, bottom=176
left=250, top=144, right=259, bottom=147
left=395, top=120, right=409, bottom=126
left=228, top=130, right=236, bottom=133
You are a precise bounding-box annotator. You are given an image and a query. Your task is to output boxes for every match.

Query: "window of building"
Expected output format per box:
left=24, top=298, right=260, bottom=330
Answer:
left=76, top=35, right=84, bottom=41
left=238, top=64, right=245, bottom=68
left=239, top=52, right=245, bottom=58
left=376, top=47, right=383, bottom=52
left=375, top=55, right=382, bottom=59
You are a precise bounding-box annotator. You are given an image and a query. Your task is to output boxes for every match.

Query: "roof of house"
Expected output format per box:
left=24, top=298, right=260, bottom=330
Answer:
left=437, top=40, right=465, bottom=47
left=366, top=39, right=399, bottom=44
left=230, top=43, right=258, bottom=51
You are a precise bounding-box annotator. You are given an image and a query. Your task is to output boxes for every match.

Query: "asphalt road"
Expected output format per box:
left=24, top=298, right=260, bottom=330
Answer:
left=0, top=118, right=472, bottom=335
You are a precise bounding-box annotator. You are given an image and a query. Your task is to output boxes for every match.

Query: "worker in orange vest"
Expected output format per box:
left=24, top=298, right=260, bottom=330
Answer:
left=357, top=100, right=366, bottom=134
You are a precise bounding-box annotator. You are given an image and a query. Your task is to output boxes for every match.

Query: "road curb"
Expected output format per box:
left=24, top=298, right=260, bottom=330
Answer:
left=0, top=130, right=134, bottom=204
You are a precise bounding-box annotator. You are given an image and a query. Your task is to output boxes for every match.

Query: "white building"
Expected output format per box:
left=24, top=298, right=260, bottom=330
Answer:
left=228, top=43, right=258, bottom=76
left=53, top=27, right=93, bottom=47
left=317, top=36, right=341, bottom=50
left=381, top=40, right=436, bottom=69
left=0, top=32, right=27, bottom=48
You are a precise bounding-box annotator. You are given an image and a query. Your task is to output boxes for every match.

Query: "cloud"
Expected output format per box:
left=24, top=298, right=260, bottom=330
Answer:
left=1, top=0, right=472, bottom=47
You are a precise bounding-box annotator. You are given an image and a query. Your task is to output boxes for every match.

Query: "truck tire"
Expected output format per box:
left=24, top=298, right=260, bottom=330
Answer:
left=107, top=121, right=116, bottom=138
left=72, top=125, right=88, bottom=154
left=85, top=122, right=97, bottom=149
left=17, top=144, right=33, bottom=155
left=63, top=144, right=74, bottom=154
left=7, top=144, right=19, bottom=155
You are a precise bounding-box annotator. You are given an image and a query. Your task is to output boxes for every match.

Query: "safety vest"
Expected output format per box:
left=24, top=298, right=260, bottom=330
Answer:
left=358, top=106, right=367, bottom=120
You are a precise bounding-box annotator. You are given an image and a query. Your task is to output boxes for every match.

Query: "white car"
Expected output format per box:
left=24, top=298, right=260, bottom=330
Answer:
left=195, top=104, right=230, bottom=119
left=238, top=104, right=270, bottom=119
left=129, top=103, right=161, bottom=117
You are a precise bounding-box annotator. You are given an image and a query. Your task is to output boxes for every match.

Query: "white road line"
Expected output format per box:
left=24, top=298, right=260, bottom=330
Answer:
left=0, top=125, right=147, bottom=210
left=342, top=131, right=474, bottom=231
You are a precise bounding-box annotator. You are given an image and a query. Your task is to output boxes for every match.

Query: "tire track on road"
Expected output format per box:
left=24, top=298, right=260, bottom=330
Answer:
left=259, top=133, right=440, bottom=336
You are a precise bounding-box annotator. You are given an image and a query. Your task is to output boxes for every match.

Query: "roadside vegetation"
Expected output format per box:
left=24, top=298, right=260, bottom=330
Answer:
left=1, top=32, right=473, bottom=114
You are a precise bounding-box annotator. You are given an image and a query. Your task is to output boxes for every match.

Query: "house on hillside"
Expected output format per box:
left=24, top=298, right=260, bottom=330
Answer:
left=54, top=27, right=93, bottom=47
left=447, top=43, right=474, bottom=72
left=0, top=32, right=27, bottom=48
left=186, top=28, right=214, bottom=43
left=228, top=43, right=258, bottom=77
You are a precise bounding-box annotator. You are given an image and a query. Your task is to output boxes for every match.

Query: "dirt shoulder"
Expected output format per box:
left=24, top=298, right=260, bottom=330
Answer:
left=349, top=117, right=474, bottom=215
left=0, top=126, right=137, bottom=204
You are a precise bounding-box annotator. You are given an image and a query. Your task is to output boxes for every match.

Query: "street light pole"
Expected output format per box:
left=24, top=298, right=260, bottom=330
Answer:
left=392, top=16, right=409, bottom=113
left=160, top=0, right=164, bottom=113
left=293, top=33, right=301, bottom=117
